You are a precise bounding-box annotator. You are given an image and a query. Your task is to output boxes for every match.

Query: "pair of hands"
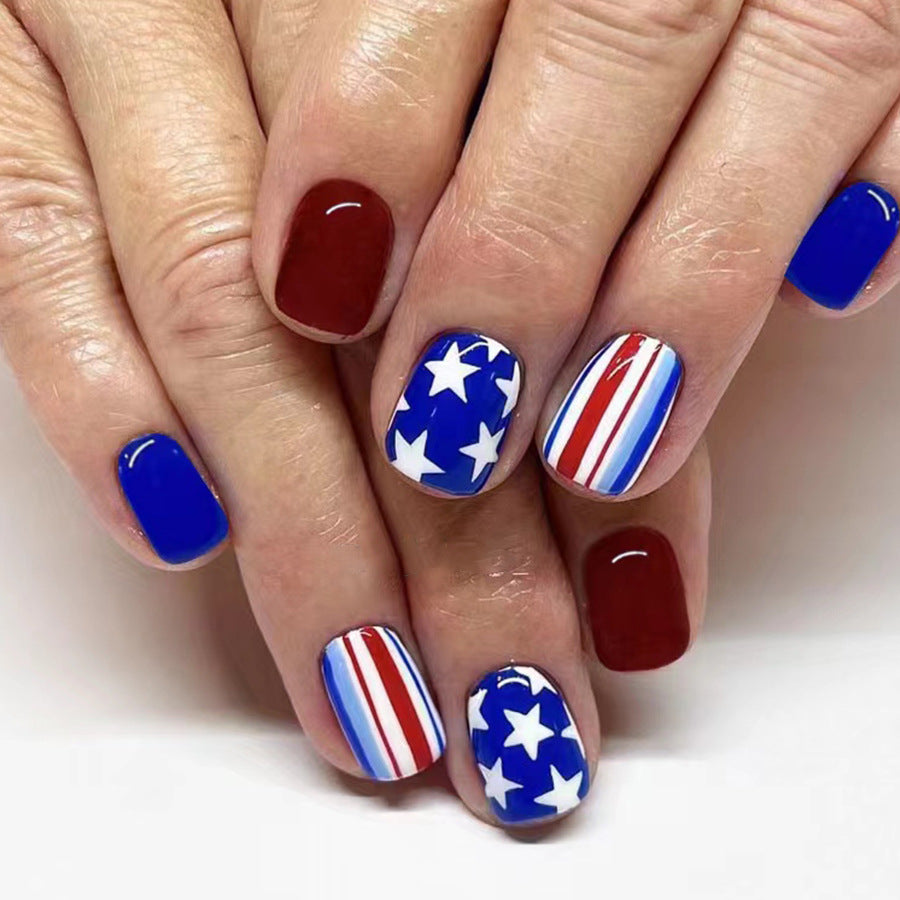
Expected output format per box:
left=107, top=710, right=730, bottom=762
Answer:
left=1, top=0, right=898, bottom=828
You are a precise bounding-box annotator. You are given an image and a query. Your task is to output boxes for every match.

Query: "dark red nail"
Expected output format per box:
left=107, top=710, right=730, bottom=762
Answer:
left=584, top=527, right=690, bottom=672
left=275, top=180, right=394, bottom=336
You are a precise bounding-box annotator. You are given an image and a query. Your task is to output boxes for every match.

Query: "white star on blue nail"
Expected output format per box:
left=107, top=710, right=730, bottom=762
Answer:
left=478, top=757, right=522, bottom=810
left=424, top=341, right=480, bottom=401
left=495, top=362, right=521, bottom=418
left=503, top=703, right=554, bottom=761
left=460, top=422, right=505, bottom=481
left=391, top=430, right=444, bottom=482
left=534, top=766, right=584, bottom=815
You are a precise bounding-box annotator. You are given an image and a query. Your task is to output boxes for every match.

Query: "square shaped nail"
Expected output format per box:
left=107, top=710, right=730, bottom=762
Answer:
left=585, top=528, right=689, bottom=672
left=468, top=665, right=589, bottom=825
left=786, top=182, right=900, bottom=310
left=117, top=433, right=228, bottom=565
left=385, top=332, right=521, bottom=496
left=275, top=180, right=394, bottom=335
left=322, top=625, right=445, bottom=781
left=543, top=333, right=682, bottom=496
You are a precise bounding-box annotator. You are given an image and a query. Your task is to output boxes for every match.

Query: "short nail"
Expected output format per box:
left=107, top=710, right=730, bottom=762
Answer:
left=275, top=180, right=394, bottom=335
left=543, top=333, right=682, bottom=496
left=584, top=528, right=690, bottom=672
left=385, top=332, right=521, bottom=496
left=117, top=433, right=229, bottom=565
left=321, top=625, right=445, bottom=781
left=787, top=182, right=900, bottom=310
left=468, top=665, right=589, bottom=826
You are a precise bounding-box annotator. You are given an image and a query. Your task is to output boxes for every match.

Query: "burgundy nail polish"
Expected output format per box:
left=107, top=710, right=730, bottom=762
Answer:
left=584, top=527, right=689, bottom=672
left=275, top=180, right=394, bottom=336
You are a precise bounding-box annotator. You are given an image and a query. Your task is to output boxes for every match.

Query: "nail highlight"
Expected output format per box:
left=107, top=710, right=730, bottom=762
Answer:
left=322, top=625, right=445, bottom=781
left=385, top=331, right=521, bottom=496
left=468, top=665, right=589, bottom=825
left=543, top=333, right=682, bottom=496
left=275, top=180, right=394, bottom=335
left=117, top=433, right=228, bottom=565
left=584, top=528, right=690, bottom=672
left=787, top=182, right=900, bottom=310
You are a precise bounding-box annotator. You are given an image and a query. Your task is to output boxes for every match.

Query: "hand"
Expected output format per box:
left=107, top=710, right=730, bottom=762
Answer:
left=0, top=0, right=711, bottom=828
left=251, top=0, right=900, bottom=504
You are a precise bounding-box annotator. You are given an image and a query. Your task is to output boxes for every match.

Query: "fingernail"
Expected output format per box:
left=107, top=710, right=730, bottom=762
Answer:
left=385, top=332, right=521, bottom=496
left=787, top=182, right=900, bottom=310
left=468, top=665, right=589, bottom=826
left=117, top=434, right=229, bottom=565
left=321, top=625, right=445, bottom=781
left=275, top=180, right=394, bottom=336
left=584, top=528, right=689, bottom=672
left=543, top=333, right=682, bottom=496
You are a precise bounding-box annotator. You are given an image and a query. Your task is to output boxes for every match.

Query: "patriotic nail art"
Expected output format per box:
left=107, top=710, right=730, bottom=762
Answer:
left=385, top=331, right=521, bottom=496
left=469, top=665, right=589, bottom=825
left=321, top=625, right=445, bottom=781
left=543, top=333, right=682, bottom=496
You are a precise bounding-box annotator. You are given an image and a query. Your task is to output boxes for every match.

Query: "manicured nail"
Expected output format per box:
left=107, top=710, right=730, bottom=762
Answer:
left=468, top=665, right=589, bottom=825
left=117, top=434, right=229, bottom=565
left=321, top=625, right=445, bottom=781
left=275, top=180, right=394, bottom=335
left=787, top=182, right=900, bottom=310
left=543, top=333, right=682, bottom=496
left=385, top=332, right=521, bottom=496
left=584, top=528, right=690, bottom=672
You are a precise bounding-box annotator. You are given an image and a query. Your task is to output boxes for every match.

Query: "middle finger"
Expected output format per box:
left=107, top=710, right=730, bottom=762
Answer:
left=371, top=0, right=743, bottom=497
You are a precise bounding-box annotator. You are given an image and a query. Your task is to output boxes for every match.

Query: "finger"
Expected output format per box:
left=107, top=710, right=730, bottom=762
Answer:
left=547, top=441, right=711, bottom=672
left=0, top=4, right=227, bottom=569
left=782, top=98, right=900, bottom=316
left=540, top=0, right=900, bottom=500
left=372, top=0, right=743, bottom=497
left=339, top=340, right=598, bottom=826
left=16, top=0, right=443, bottom=780
left=252, top=0, right=505, bottom=339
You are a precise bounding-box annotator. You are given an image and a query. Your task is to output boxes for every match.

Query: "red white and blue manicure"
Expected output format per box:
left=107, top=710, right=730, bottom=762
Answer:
left=543, top=333, right=683, bottom=496
left=322, top=625, right=445, bottom=781
left=385, top=331, right=522, bottom=496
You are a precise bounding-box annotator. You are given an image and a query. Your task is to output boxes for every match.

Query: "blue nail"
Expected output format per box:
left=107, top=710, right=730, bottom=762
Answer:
left=117, top=434, right=229, bottom=564
left=786, top=182, right=900, bottom=310
left=468, top=665, right=590, bottom=826
left=385, top=332, right=521, bottom=496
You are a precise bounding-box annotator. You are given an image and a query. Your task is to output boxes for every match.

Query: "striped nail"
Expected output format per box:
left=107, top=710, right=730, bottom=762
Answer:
left=321, top=625, right=445, bottom=781
left=542, top=333, right=682, bottom=496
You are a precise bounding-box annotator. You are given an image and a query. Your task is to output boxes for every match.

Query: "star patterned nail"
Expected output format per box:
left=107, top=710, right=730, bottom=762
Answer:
left=385, top=332, right=521, bottom=496
left=468, top=665, right=590, bottom=825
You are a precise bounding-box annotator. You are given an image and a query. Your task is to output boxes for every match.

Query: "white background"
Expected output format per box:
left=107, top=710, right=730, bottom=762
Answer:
left=1, top=297, right=899, bottom=899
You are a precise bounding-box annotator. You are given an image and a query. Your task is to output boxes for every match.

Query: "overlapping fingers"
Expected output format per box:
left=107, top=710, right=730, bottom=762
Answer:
left=2, top=0, right=432, bottom=780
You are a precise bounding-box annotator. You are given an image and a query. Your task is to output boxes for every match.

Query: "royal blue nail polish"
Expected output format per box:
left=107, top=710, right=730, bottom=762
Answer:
left=117, top=434, right=228, bottom=564
left=385, top=332, right=521, bottom=496
left=468, top=665, right=590, bottom=826
left=786, top=182, right=899, bottom=310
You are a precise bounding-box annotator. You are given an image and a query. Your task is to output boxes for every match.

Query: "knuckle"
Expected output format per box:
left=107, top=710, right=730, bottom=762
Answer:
left=435, top=180, right=598, bottom=333
left=540, top=0, right=734, bottom=74
left=150, top=220, right=277, bottom=367
left=741, top=0, right=900, bottom=83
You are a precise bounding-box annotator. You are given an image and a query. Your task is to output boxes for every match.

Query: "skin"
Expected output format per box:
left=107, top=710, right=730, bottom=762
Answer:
left=0, top=0, right=713, bottom=827
left=9, top=0, right=896, bottom=827
left=251, top=0, right=900, bottom=503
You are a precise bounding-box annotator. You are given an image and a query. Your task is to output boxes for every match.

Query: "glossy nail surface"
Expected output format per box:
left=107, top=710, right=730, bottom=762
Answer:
left=385, top=332, right=521, bottom=496
left=275, top=180, right=394, bottom=335
left=543, top=333, right=682, bottom=496
left=787, top=182, right=900, bottom=310
left=322, top=625, right=445, bottom=781
left=584, top=528, right=689, bottom=672
left=469, top=665, right=589, bottom=825
left=117, top=434, right=228, bottom=565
